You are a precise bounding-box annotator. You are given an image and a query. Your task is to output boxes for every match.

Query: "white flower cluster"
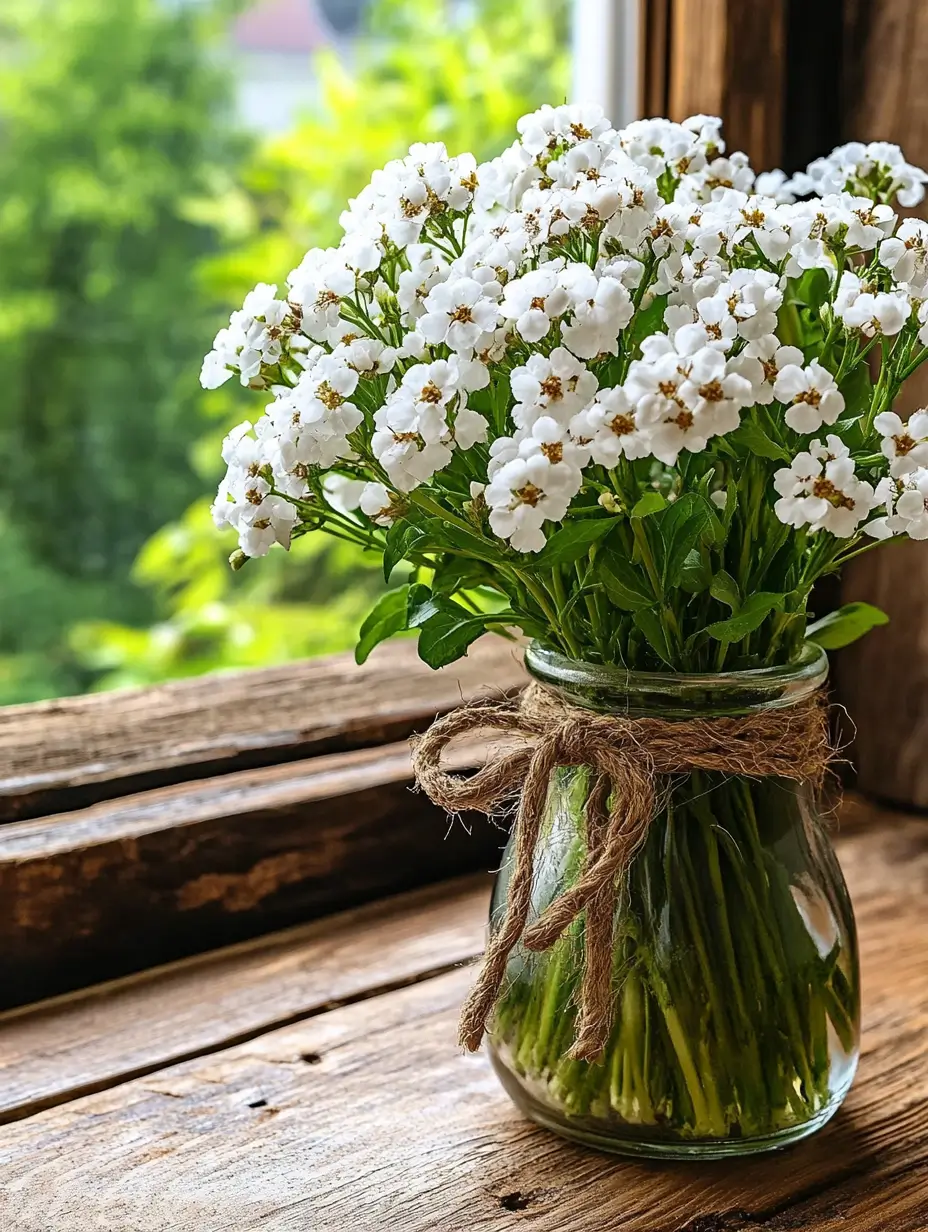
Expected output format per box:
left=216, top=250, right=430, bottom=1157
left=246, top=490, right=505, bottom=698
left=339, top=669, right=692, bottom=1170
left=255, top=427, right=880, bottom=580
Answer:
left=204, top=104, right=928, bottom=557
left=788, top=141, right=927, bottom=208
left=773, top=437, right=876, bottom=538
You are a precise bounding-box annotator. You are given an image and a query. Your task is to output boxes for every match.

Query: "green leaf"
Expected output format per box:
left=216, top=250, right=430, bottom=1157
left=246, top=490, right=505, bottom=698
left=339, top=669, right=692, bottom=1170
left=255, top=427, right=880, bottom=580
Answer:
left=596, top=548, right=654, bottom=610
left=728, top=420, right=790, bottom=463
left=416, top=600, right=487, bottom=668
left=633, top=607, right=675, bottom=667
left=355, top=586, right=410, bottom=664
left=622, top=294, right=669, bottom=360
left=406, top=583, right=440, bottom=628
left=430, top=553, right=491, bottom=596
left=659, top=493, right=719, bottom=588
left=787, top=268, right=831, bottom=313
left=527, top=517, right=620, bottom=568
left=709, top=570, right=741, bottom=612
left=838, top=361, right=874, bottom=422
left=424, top=518, right=493, bottom=559
left=382, top=519, right=421, bottom=582
left=679, top=548, right=712, bottom=595
left=705, top=592, right=785, bottom=644
left=630, top=492, right=667, bottom=519
left=805, top=602, right=889, bottom=650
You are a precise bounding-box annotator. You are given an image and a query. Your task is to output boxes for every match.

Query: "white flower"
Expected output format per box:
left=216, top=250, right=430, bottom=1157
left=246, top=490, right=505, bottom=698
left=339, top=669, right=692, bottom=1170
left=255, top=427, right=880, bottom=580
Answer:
left=335, top=337, right=397, bottom=376
left=734, top=334, right=804, bottom=405
left=672, top=294, right=738, bottom=353
left=359, top=482, right=403, bottom=527
left=393, top=359, right=462, bottom=437
left=569, top=387, right=655, bottom=464
left=879, top=219, right=928, bottom=292
left=510, top=347, right=598, bottom=429
left=200, top=284, right=296, bottom=389
left=729, top=194, right=793, bottom=262
left=500, top=265, right=571, bottom=342
left=370, top=359, right=483, bottom=491
left=774, top=361, right=845, bottom=433
left=789, top=141, right=928, bottom=208
left=485, top=444, right=580, bottom=552
left=773, top=437, right=875, bottom=537
left=287, top=251, right=357, bottom=342
left=323, top=475, right=367, bottom=515
left=870, top=469, right=928, bottom=539
left=211, top=428, right=300, bottom=559
left=418, top=276, right=501, bottom=353
left=515, top=416, right=589, bottom=482
left=753, top=169, right=796, bottom=204
left=342, top=142, right=476, bottom=247
left=839, top=289, right=910, bottom=337
left=269, top=354, right=364, bottom=471
left=560, top=276, right=634, bottom=359
left=517, top=102, right=613, bottom=157
left=371, top=407, right=454, bottom=492
left=397, top=246, right=449, bottom=326
left=874, top=410, right=928, bottom=477
left=677, top=347, right=752, bottom=436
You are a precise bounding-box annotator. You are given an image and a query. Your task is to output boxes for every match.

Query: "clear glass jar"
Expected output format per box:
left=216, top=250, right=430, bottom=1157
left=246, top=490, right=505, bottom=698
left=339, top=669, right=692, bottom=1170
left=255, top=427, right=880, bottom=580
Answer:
left=486, top=642, right=860, bottom=1159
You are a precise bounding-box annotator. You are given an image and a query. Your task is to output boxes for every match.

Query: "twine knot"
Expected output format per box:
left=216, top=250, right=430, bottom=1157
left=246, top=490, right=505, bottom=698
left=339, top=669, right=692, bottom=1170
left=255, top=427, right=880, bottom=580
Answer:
left=411, top=679, right=831, bottom=1062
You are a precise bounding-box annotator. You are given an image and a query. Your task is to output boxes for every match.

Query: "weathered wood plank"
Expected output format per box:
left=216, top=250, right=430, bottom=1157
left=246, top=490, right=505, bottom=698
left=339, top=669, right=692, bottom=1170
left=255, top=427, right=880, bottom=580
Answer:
left=0, top=874, right=490, bottom=1125
left=834, top=0, right=928, bottom=808
left=665, top=0, right=787, bottom=170
left=0, top=637, right=525, bottom=821
left=0, top=805, right=925, bottom=1231
left=0, top=740, right=504, bottom=1008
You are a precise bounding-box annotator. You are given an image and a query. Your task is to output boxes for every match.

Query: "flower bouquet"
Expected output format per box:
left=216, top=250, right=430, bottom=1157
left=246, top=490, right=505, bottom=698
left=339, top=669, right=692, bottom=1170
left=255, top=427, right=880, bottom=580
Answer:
left=204, top=105, right=928, bottom=1157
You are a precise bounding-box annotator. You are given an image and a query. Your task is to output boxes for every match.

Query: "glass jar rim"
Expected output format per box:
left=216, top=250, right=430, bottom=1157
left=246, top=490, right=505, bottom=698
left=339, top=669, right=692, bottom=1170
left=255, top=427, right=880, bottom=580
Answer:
left=524, top=641, right=828, bottom=718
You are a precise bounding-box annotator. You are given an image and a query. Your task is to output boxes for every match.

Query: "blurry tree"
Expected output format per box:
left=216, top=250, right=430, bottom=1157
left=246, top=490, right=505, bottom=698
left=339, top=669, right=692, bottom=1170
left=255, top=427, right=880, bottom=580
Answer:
left=72, top=0, right=571, bottom=691
left=0, top=0, right=245, bottom=701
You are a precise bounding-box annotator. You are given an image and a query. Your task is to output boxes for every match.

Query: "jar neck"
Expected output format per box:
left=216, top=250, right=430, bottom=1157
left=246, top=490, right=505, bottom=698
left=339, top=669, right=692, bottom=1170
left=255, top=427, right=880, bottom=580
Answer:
left=524, top=642, right=828, bottom=719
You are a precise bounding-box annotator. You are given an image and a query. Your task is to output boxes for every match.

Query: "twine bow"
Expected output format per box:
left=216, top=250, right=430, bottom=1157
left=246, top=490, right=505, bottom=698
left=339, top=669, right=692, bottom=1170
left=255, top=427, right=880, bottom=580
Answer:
left=411, top=680, right=831, bottom=1062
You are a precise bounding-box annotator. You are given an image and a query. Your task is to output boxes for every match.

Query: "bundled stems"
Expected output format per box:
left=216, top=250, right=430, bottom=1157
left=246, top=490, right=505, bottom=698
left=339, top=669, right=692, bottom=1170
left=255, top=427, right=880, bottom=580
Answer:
left=488, top=766, right=859, bottom=1148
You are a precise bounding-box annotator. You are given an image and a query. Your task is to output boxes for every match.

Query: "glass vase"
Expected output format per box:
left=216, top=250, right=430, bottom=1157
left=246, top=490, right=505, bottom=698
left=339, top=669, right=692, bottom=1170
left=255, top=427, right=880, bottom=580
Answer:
left=486, top=642, right=860, bottom=1159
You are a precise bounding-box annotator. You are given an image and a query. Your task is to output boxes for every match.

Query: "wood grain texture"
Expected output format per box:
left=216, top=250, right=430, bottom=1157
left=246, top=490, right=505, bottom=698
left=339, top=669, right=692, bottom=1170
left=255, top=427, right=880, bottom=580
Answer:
left=666, top=0, right=787, bottom=169
left=0, top=636, right=525, bottom=821
left=638, top=0, right=671, bottom=117
left=0, top=740, right=504, bottom=1008
left=1, top=802, right=926, bottom=1231
left=0, top=874, right=491, bottom=1125
left=834, top=0, right=928, bottom=807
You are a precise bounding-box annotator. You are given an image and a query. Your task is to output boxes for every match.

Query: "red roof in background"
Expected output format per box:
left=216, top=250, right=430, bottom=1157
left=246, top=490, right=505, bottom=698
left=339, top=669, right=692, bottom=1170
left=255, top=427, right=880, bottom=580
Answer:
left=233, top=0, right=330, bottom=54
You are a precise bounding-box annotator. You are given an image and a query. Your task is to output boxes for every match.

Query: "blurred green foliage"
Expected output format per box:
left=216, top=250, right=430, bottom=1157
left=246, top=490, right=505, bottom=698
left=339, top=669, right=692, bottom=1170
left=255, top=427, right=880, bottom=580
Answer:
left=0, top=0, right=246, bottom=700
left=2, top=0, right=569, bottom=698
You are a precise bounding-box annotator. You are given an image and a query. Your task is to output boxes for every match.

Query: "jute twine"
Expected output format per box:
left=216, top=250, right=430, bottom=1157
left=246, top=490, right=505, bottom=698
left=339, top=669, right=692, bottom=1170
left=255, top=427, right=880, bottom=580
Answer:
left=411, top=680, right=832, bottom=1062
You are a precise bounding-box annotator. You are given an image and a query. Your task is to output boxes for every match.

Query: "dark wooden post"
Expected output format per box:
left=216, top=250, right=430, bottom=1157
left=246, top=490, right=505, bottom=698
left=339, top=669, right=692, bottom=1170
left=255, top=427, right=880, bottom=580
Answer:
left=834, top=0, right=928, bottom=806
left=641, top=0, right=928, bottom=805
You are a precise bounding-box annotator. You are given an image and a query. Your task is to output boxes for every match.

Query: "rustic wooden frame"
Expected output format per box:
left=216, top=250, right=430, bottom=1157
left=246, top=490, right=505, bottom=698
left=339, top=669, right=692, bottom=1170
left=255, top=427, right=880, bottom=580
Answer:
left=0, top=639, right=526, bottom=1008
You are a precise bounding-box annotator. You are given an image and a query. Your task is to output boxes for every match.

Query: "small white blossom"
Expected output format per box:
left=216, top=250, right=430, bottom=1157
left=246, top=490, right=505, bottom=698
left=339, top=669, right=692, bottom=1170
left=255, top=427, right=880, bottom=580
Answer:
left=874, top=410, right=928, bottom=477
left=839, top=288, right=910, bottom=337
left=359, top=482, right=403, bottom=527
left=418, top=276, right=501, bottom=352
left=774, top=437, right=875, bottom=537
left=879, top=219, right=928, bottom=293
left=560, top=276, right=634, bottom=359
left=500, top=264, right=571, bottom=342
left=774, top=361, right=845, bottom=433
left=569, top=387, right=655, bottom=464
left=510, top=347, right=598, bottom=429
left=734, top=334, right=804, bottom=404
left=870, top=469, right=928, bottom=539
left=323, top=475, right=367, bottom=515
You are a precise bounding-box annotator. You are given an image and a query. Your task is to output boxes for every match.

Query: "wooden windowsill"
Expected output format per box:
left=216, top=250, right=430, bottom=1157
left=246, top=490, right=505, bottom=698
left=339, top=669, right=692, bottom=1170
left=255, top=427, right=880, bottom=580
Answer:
left=0, top=795, right=926, bottom=1230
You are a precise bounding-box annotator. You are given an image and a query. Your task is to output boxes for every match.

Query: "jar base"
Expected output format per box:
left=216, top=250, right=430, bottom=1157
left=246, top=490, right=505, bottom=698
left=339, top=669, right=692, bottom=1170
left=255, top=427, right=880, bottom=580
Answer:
left=491, top=1047, right=857, bottom=1160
